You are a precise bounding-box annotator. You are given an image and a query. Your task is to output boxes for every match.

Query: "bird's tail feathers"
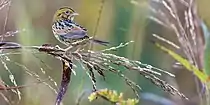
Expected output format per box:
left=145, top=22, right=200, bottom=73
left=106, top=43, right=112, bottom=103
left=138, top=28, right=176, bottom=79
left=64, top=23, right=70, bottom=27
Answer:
left=91, top=39, right=109, bottom=46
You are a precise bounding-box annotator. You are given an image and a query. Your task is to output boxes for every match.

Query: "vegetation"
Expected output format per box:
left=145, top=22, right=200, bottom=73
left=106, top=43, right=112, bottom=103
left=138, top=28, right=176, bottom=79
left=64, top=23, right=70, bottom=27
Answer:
left=0, top=0, right=209, bottom=105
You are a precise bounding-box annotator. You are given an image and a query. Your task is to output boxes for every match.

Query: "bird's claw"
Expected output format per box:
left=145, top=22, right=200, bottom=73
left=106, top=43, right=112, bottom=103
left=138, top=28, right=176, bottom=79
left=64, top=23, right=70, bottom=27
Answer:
left=55, top=45, right=61, bottom=49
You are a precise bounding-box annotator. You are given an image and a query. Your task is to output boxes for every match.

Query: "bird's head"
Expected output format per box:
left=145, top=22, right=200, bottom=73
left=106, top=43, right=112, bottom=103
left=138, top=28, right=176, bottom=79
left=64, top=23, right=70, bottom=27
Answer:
left=53, top=7, right=79, bottom=21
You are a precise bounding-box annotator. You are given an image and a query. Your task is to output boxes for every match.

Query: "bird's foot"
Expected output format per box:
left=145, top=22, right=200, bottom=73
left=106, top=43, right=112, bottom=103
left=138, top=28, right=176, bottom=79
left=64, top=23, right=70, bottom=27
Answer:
left=55, top=45, right=62, bottom=49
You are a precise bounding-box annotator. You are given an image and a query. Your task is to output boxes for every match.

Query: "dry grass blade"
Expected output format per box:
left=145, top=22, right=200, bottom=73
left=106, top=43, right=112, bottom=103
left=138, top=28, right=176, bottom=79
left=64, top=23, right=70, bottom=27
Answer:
left=0, top=29, right=26, bottom=38
left=0, top=39, right=188, bottom=103
left=0, top=56, right=21, bottom=101
left=149, top=0, right=209, bottom=104
left=55, top=61, right=72, bottom=105
left=149, top=0, right=205, bottom=69
left=0, top=0, right=10, bottom=10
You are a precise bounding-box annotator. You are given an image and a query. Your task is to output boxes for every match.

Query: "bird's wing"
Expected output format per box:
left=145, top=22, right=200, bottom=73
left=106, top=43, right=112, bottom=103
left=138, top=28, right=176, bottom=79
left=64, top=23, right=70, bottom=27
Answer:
left=60, top=29, right=87, bottom=39
left=71, top=21, right=88, bottom=32
left=60, top=21, right=88, bottom=39
left=53, top=19, right=89, bottom=39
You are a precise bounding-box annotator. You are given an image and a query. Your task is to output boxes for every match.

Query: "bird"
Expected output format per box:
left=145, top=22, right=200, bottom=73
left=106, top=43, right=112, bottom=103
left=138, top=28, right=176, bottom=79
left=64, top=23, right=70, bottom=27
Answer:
left=52, top=7, right=109, bottom=46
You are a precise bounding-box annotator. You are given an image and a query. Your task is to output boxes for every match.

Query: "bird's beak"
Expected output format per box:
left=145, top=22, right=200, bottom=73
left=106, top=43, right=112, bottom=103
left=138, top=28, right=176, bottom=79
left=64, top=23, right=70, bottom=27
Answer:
left=72, top=12, right=79, bottom=16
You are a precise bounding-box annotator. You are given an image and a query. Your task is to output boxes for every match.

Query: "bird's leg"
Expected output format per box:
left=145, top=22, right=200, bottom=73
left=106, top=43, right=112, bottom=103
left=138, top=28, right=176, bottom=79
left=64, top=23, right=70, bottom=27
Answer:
left=64, top=38, right=91, bottom=57
left=64, top=45, right=73, bottom=57
left=74, top=42, right=90, bottom=53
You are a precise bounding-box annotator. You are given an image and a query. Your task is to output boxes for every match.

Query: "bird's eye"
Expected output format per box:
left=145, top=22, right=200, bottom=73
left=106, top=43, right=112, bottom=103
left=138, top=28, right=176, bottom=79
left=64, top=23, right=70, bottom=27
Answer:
left=58, top=13, right=61, bottom=16
left=65, top=11, right=69, bottom=14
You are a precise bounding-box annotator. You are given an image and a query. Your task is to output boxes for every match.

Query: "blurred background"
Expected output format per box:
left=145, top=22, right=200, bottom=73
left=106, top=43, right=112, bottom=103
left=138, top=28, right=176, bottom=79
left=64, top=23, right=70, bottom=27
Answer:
left=0, top=0, right=210, bottom=105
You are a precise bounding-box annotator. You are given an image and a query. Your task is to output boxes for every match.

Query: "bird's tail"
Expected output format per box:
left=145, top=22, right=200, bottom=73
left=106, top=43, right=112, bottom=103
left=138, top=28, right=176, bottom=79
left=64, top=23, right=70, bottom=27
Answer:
left=91, top=39, right=109, bottom=46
